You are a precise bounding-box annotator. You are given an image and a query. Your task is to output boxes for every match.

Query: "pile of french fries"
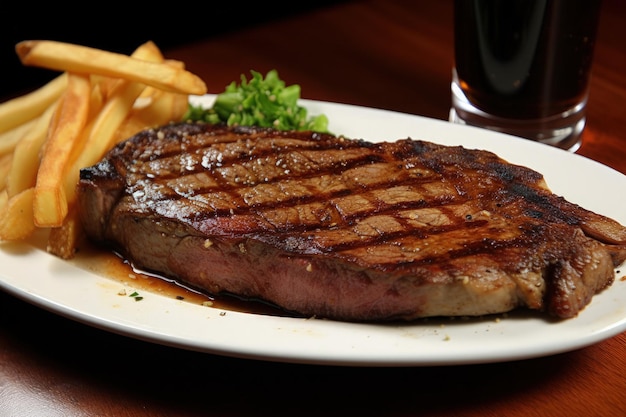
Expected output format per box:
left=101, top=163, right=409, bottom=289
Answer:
left=0, top=40, right=207, bottom=259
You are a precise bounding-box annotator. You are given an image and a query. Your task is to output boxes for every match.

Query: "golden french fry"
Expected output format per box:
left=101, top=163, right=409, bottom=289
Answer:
left=47, top=204, right=82, bottom=259
left=0, top=190, right=8, bottom=231
left=145, top=90, right=189, bottom=124
left=168, top=94, right=190, bottom=123
left=34, top=73, right=91, bottom=227
left=0, top=188, right=36, bottom=241
left=86, top=82, right=105, bottom=121
left=0, top=189, right=7, bottom=211
left=64, top=80, right=147, bottom=205
left=0, top=153, right=13, bottom=191
left=91, top=41, right=165, bottom=102
left=16, top=40, right=207, bottom=95
left=51, top=41, right=169, bottom=249
left=134, top=85, right=166, bottom=110
left=114, top=62, right=189, bottom=142
left=131, top=40, right=165, bottom=62
left=114, top=89, right=188, bottom=143
left=88, top=81, right=146, bottom=151
left=0, top=118, right=38, bottom=157
left=79, top=40, right=166, bottom=155
left=114, top=114, right=151, bottom=142
left=0, top=73, right=66, bottom=135
left=7, top=101, right=58, bottom=197
left=0, top=39, right=203, bottom=255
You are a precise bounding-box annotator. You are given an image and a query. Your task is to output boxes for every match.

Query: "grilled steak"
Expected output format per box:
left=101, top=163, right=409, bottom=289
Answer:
left=76, top=122, right=626, bottom=321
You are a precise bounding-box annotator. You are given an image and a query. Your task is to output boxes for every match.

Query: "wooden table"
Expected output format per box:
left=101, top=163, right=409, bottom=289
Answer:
left=2, top=1, right=625, bottom=415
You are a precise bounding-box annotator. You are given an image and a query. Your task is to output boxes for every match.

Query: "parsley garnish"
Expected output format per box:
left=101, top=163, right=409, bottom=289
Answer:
left=184, top=69, right=329, bottom=133
left=129, top=291, right=143, bottom=301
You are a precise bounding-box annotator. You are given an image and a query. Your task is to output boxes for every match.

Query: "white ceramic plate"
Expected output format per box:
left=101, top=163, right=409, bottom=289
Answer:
left=1, top=95, right=625, bottom=367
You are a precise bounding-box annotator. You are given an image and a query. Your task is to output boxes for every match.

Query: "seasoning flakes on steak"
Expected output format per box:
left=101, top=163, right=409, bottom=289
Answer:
left=76, top=122, right=626, bottom=321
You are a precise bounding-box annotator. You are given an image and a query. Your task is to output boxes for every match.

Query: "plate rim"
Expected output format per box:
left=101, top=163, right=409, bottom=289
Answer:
left=1, top=95, right=625, bottom=367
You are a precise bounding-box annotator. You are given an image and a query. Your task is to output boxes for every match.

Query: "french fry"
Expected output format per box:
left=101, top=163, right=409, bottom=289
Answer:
left=6, top=101, right=58, bottom=197
left=92, top=41, right=165, bottom=101
left=113, top=60, right=190, bottom=143
left=64, top=80, right=147, bottom=205
left=130, top=40, right=165, bottom=62
left=0, top=73, right=66, bottom=135
left=34, top=73, right=91, bottom=227
left=139, top=89, right=189, bottom=125
left=74, top=40, right=168, bottom=164
left=0, top=188, right=36, bottom=241
left=0, top=189, right=7, bottom=211
left=86, top=81, right=105, bottom=121
left=47, top=204, right=82, bottom=259
left=47, top=41, right=173, bottom=256
left=16, top=40, right=207, bottom=96
left=0, top=118, right=37, bottom=157
left=0, top=154, right=13, bottom=191
left=114, top=89, right=189, bottom=143
left=1, top=39, right=204, bottom=258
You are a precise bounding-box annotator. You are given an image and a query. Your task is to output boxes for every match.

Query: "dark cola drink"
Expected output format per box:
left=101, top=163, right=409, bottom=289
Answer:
left=450, top=0, right=602, bottom=151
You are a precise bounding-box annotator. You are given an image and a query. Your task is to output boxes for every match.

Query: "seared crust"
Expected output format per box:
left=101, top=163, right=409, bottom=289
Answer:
left=77, top=122, right=626, bottom=321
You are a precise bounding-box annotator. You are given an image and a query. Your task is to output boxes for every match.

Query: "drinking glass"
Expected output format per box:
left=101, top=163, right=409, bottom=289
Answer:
left=450, top=0, right=602, bottom=151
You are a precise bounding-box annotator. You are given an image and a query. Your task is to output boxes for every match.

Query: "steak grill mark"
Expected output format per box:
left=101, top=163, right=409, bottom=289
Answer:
left=77, top=122, right=626, bottom=320
left=120, top=126, right=537, bottom=265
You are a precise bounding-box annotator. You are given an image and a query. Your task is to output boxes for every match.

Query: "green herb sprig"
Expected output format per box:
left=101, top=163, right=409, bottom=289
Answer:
left=184, top=69, right=329, bottom=133
left=129, top=291, right=143, bottom=302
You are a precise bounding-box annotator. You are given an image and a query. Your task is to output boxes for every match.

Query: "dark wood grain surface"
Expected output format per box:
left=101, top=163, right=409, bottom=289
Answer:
left=2, top=1, right=625, bottom=415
